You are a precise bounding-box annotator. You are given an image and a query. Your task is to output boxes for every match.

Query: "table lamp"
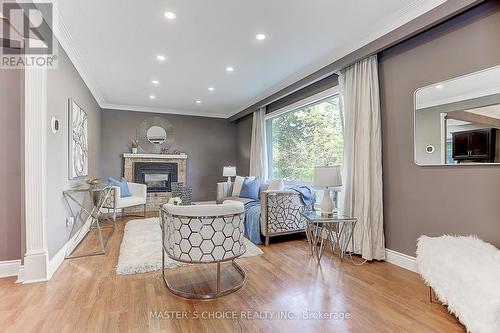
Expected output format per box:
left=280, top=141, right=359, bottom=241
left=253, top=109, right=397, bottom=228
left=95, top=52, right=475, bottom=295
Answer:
left=313, top=166, right=342, bottom=217
left=223, top=166, right=236, bottom=183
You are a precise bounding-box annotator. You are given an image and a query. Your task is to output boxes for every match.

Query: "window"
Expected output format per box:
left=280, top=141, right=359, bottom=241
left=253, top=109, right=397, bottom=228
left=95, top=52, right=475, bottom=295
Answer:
left=266, top=91, right=343, bottom=182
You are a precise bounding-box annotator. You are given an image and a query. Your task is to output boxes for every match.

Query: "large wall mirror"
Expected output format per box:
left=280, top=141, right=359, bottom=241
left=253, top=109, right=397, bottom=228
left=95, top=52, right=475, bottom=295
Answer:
left=137, top=116, right=174, bottom=153
left=414, top=65, right=500, bottom=166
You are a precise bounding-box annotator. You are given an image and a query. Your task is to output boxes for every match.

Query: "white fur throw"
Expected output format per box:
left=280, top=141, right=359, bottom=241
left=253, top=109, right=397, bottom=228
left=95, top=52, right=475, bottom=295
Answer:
left=416, top=235, right=500, bottom=333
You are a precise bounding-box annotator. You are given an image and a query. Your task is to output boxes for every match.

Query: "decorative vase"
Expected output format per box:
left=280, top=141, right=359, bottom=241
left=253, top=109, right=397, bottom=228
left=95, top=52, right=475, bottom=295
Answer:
left=132, top=147, right=138, bottom=154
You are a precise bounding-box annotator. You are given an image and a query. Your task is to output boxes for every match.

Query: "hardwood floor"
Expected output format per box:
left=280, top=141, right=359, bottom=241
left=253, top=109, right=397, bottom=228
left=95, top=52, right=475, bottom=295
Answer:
left=0, top=213, right=464, bottom=333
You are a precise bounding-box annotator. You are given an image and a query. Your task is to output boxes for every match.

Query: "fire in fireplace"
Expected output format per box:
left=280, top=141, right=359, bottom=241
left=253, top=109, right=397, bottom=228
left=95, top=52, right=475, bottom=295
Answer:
left=134, top=162, right=178, bottom=193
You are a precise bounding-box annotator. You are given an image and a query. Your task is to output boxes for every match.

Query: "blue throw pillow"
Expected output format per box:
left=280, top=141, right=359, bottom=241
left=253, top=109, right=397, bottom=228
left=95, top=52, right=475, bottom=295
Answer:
left=239, top=177, right=261, bottom=200
left=108, top=177, right=131, bottom=197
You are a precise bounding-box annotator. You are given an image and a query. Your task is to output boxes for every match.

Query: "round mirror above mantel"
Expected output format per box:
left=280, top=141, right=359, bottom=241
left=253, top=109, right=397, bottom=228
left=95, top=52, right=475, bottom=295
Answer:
left=147, top=126, right=167, bottom=145
left=137, top=116, right=174, bottom=153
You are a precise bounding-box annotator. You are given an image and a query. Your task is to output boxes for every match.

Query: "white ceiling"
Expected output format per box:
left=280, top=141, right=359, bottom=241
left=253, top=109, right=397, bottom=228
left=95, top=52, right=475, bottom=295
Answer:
left=52, top=0, right=445, bottom=118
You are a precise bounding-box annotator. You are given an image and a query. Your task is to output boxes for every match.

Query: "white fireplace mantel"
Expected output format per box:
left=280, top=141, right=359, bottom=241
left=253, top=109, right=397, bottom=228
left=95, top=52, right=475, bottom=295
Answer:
left=123, top=153, right=187, bottom=159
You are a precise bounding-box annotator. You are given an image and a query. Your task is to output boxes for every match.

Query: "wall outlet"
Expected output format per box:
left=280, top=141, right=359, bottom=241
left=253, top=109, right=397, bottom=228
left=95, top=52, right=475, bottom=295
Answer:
left=66, top=217, right=74, bottom=229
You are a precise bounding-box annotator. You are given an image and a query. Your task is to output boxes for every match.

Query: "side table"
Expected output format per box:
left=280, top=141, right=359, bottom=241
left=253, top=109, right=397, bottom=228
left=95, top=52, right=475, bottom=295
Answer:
left=302, top=211, right=357, bottom=263
left=63, top=185, right=115, bottom=258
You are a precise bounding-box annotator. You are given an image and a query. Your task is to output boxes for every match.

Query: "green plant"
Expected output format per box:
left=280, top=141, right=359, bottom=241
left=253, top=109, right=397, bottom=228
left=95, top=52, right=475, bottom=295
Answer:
left=131, top=139, right=139, bottom=149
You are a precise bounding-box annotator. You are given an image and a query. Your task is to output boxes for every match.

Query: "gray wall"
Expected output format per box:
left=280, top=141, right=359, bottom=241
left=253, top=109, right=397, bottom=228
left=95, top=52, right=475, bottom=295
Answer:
left=379, top=1, right=500, bottom=256
left=100, top=110, right=238, bottom=201
left=0, top=61, right=22, bottom=261
left=236, top=113, right=252, bottom=176
left=46, top=44, right=102, bottom=259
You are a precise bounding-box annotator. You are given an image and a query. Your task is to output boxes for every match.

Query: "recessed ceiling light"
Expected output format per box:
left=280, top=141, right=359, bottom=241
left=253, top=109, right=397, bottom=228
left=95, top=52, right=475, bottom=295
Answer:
left=256, top=33, right=266, bottom=40
left=208, top=87, right=215, bottom=92
left=149, top=95, right=156, bottom=99
left=226, top=66, right=234, bottom=72
left=436, top=84, right=444, bottom=89
left=152, top=80, right=159, bottom=85
left=164, top=11, right=176, bottom=20
left=196, top=100, right=202, bottom=104
left=156, top=55, right=166, bottom=62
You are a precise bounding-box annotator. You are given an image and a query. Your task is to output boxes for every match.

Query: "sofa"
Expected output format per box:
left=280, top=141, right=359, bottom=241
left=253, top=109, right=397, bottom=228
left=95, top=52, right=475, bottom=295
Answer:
left=216, top=179, right=313, bottom=245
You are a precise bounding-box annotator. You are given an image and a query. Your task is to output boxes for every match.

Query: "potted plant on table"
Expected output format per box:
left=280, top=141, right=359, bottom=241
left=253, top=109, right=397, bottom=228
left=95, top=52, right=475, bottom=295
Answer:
left=131, top=139, right=139, bottom=154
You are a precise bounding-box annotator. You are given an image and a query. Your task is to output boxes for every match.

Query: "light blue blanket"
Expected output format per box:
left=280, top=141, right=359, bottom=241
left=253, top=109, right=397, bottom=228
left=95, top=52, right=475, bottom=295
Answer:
left=243, top=200, right=262, bottom=245
left=286, top=185, right=316, bottom=206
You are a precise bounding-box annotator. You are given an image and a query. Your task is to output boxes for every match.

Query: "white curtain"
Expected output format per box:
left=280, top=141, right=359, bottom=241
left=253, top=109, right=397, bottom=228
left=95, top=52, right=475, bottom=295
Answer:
left=249, top=107, right=268, bottom=181
left=338, top=55, right=385, bottom=260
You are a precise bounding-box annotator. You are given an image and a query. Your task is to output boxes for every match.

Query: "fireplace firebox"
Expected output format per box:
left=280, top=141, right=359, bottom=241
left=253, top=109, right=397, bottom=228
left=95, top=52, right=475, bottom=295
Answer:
left=134, top=162, right=178, bottom=193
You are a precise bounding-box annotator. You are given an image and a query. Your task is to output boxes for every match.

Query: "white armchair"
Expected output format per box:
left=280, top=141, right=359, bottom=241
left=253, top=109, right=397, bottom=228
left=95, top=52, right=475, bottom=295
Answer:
left=103, top=182, right=147, bottom=221
left=160, top=201, right=247, bottom=299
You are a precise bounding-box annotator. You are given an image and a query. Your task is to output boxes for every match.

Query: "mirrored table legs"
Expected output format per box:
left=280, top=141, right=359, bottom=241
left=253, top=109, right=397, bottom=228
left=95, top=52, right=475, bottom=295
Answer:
left=63, top=186, right=115, bottom=258
left=303, top=211, right=358, bottom=263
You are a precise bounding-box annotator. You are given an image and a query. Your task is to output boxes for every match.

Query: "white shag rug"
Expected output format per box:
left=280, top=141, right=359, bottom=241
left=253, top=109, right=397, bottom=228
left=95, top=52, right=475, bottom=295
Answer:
left=116, top=218, right=263, bottom=275
left=417, top=235, right=500, bottom=333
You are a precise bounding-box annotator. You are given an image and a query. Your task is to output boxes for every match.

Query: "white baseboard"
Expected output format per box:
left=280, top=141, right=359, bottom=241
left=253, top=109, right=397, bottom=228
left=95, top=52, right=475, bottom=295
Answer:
left=385, top=248, right=417, bottom=273
left=0, top=259, right=21, bottom=278
left=16, top=265, right=24, bottom=283
left=22, top=250, right=49, bottom=283
left=48, top=217, right=92, bottom=278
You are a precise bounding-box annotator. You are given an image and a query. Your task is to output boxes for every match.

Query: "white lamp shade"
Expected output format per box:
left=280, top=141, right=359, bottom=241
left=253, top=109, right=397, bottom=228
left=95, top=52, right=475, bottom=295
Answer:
left=313, top=166, right=342, bottom=188
left=223, top=166, right=236, bottom=177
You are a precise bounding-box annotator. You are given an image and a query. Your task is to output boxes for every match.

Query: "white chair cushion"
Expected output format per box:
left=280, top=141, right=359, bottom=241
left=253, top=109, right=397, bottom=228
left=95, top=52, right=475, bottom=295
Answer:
left=164, top=201, right=244, bottom=216
left=115, top=196, right=146, bottom=209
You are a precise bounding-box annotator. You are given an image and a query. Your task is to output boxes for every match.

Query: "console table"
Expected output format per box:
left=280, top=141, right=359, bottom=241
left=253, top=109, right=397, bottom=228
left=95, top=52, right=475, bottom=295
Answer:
left=63, top=185, right=115, bottom=258
left=302, top=211, right=357, bottom=263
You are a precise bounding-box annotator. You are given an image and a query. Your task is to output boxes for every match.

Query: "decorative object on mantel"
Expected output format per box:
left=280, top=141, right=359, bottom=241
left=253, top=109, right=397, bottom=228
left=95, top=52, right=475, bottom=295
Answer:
left=168, top=197, right=182, bottom=206
left=68, top=98, right=88, bottom=179
left=171, top=182, right=192, bottom=205
left=131, top=139, right=139, bottom=154
left=137, top=116, right=174, bottom=154
left=313, top=165, right=342, bottom=217
left=223, top=166, right=236, bottom=183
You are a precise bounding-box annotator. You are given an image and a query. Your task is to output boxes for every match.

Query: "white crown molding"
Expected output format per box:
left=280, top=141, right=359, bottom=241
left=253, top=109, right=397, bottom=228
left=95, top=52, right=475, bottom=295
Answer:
left=43, top=0, right=444, bottom=120
left=102, top=103, right=229, bottom=119
left=0, top=260, right=21, bottom=278
left=38, top=0, right=231, bottom=119
left=227, top=0, right=446, bottom=118
left=385, top=249, right=418, bottom=273
left=37, top=0, right=105, bottom=105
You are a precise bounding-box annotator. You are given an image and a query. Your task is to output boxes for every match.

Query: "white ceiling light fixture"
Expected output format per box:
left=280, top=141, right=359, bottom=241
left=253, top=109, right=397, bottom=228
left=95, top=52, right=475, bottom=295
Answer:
left=226, top=66, right=234, bottom=72
left=152, top=80, right=159, bottom=85
left=208, top=87, right=215, bottom=92
left=149, top=95, right=156, bottom=99
left=156, top=55, right=166, bottom=62
left=164, top=11, right=176, bottom=20
left=256, top=33, right=266, bottom=40
left=436, top=84, right=444, bottom=89
left=196, top=100, right=202, bottom=104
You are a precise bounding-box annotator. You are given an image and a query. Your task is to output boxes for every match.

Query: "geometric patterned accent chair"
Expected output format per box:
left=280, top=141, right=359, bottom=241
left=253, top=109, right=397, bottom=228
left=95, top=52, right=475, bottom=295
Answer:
left=260, top=190, right=314, bottom=246
left=216, top=183, right=313, bottom=246
left=160, top=200, right=247, bottom=299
